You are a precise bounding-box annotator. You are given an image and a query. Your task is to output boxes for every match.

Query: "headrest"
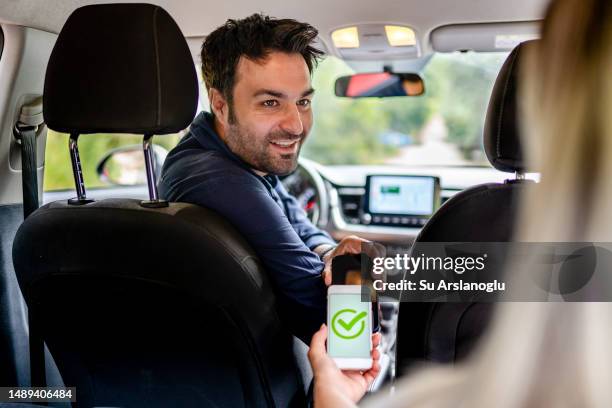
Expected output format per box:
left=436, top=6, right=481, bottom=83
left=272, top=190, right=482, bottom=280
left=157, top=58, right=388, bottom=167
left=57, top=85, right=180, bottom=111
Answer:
left=43, top=4, right=198, bottom=135
left=483, top=40, right=537, bottom=173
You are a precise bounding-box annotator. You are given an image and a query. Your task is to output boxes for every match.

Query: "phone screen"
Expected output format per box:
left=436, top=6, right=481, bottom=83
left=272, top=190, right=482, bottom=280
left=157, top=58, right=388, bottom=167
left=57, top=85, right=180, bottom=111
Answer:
left=327, top=292, right=371, bottom=358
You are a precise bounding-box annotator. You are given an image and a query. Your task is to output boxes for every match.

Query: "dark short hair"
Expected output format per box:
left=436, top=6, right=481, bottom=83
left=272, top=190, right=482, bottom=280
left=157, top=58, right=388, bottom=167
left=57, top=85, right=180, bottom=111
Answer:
left=200, top=14, right=324, bottom=108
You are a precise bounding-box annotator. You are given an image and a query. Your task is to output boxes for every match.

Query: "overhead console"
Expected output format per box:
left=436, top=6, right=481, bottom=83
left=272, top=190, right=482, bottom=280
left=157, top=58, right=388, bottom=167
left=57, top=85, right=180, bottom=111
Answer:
left=361, top=175, right=440, bottom=227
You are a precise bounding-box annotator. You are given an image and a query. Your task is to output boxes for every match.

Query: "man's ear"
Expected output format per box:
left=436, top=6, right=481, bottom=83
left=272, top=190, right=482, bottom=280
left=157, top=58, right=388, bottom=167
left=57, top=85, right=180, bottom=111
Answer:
left=209, top=88, right=229, bottom=125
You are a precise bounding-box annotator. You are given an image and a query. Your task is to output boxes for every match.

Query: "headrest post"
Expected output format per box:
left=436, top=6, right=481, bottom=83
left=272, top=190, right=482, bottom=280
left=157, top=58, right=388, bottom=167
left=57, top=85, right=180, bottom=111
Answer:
left=143, top=134, right=158, bottom=201
left=140, top=134, right=168, bottom=208
left=67, top=133, right=94, bottom=205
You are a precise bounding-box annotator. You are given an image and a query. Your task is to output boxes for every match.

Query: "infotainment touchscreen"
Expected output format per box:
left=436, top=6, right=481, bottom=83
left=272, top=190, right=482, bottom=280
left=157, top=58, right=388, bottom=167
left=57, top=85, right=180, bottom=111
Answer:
left=364, top=175, right=440, bottom=219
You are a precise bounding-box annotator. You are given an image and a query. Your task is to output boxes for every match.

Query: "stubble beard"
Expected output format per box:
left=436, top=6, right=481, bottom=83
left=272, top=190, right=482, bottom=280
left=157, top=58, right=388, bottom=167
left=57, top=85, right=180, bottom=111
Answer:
left=225, top=120, right=304, bottom=176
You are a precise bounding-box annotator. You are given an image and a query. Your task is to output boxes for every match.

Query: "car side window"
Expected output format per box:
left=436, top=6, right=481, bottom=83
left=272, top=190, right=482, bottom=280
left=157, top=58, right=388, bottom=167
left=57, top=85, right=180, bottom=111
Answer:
left=43, top=131, right=182, bottom=191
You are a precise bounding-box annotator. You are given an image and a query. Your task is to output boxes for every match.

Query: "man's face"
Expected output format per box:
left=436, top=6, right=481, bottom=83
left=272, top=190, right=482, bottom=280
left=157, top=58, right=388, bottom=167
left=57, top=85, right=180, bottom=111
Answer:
left=220, top=52, right=314, bottom=176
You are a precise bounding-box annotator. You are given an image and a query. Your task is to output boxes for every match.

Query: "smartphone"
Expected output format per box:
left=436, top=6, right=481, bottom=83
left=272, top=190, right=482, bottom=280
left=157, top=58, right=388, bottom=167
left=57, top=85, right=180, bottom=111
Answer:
left=327, top=285, right=372, bottom=370
left=331, top=254, right=362, bottom=285
left=331, top=254, right=380, bottom=333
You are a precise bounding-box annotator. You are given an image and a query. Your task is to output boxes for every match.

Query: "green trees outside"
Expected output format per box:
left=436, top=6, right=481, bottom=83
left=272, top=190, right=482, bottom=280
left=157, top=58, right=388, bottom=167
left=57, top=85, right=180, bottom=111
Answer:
left=43, top=52, right=507, bottom=191
left=303, top=53, right=508, bottom=166
left=304, top=56, right=427, bottom=164
left=43, top=132, right=180, bottom=191
left=423, top=52, right=508, bottom=161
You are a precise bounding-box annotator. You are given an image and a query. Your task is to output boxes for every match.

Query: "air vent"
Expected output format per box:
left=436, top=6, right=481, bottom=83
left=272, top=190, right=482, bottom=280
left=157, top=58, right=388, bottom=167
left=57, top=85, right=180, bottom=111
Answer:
left=337, top=187, right=365, bottom=224
left=440, top=190, right=458, bottom=206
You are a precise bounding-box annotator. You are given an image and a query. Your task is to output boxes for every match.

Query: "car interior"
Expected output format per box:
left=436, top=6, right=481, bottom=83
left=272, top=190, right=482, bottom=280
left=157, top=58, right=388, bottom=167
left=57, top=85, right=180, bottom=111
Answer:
left=0, top=0, right=548, bottom=407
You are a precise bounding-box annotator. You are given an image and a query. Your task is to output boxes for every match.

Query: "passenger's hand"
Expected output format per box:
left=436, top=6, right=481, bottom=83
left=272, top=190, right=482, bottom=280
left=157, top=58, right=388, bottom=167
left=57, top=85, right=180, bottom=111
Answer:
left=322, top=235, right=370, bottom=286
left=308, top=324, right=381, bottom=408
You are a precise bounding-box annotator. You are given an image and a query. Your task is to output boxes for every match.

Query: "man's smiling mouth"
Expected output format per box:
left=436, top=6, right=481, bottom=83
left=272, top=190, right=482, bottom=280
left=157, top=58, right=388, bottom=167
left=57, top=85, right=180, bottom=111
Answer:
left=269, top=139, right=300, bottom=153
left=270, top=139, right=299, bottom=147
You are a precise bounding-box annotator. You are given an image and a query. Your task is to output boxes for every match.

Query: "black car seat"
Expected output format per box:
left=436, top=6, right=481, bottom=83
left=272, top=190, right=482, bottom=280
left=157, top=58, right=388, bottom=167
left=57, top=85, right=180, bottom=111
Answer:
left=395, top=40, right=537, bottom=375
left=12, top=4, right=307, bottom=407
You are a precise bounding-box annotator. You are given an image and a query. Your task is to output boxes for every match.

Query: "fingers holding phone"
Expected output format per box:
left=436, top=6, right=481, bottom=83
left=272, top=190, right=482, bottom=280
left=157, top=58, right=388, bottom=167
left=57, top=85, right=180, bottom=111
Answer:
left=308, top=323, right=382, bottom=406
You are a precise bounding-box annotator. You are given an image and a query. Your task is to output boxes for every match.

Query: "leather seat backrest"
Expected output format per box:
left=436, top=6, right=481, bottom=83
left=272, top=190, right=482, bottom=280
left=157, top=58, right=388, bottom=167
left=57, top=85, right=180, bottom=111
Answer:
left=12, top=5, right=305, bottom=407
left=396, top=40, right=538, bottom=374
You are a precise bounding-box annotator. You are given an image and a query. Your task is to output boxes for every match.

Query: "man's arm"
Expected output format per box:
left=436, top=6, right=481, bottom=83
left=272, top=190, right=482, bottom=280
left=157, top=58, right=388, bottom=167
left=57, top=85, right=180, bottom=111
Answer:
left=313, top=244, right=335, bottom=259
left=275, top=181, right=336, bottom=251
left=274, top=180, right=372, bottom=285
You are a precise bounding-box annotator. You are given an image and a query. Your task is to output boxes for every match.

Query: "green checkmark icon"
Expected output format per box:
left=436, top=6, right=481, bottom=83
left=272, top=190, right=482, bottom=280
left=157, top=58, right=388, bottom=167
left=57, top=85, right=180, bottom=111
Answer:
left=331, top=308, right=367, bottom=340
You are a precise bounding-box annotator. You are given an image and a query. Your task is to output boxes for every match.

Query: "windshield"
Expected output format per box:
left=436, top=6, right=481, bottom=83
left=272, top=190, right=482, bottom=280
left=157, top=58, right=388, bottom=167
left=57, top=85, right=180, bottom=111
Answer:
left=304, top=52, right=509, bottom=167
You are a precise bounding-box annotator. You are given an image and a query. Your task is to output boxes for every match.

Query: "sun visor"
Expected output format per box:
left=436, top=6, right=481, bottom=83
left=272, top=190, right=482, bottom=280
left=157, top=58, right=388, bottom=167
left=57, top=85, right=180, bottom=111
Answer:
left=431, top=21, right=540, bottom=53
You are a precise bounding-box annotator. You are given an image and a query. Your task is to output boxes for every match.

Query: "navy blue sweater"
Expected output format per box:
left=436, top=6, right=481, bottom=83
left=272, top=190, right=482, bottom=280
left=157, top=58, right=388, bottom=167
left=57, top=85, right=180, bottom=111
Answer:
left=158, top=111, right=335, bottom=341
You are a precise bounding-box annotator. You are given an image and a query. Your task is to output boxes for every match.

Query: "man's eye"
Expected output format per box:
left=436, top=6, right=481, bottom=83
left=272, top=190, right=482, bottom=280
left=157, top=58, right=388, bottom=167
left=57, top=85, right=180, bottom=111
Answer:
left=298, top=99, right=311, bottom=107
left=262, top=100, right=279, bottom=107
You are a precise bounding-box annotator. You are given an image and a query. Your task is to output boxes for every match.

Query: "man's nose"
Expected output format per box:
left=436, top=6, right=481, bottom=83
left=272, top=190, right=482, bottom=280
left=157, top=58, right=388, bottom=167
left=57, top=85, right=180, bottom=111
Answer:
left=280, top=105, right=304, bottom=136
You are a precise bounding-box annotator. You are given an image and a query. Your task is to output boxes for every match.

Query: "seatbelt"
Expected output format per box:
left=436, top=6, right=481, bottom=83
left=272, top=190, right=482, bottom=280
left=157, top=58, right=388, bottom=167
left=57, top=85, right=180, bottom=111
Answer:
left=13, top=97, right=47, bottom=389
left=13, top=97, right=44, bottom=218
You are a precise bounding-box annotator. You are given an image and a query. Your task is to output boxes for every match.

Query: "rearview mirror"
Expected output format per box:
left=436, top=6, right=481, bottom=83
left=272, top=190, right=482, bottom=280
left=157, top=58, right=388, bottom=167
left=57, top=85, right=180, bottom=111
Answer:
left=335, top=72, right=424, bottom=98
left=96, top=144, right=168, bottom=186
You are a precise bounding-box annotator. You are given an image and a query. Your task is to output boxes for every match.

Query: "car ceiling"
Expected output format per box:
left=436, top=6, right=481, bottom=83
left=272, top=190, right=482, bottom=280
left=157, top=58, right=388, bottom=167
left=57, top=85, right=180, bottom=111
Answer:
left=2, top=0, right=548, bottom=56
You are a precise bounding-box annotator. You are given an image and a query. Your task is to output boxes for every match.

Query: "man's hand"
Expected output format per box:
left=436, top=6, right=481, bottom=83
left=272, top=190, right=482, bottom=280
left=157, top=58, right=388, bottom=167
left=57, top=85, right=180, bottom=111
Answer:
left=321, top=235, right=370, bottom=286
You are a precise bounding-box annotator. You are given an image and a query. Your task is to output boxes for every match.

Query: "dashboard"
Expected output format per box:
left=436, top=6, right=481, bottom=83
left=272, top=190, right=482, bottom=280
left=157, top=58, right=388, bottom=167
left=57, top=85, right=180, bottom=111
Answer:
left=283, top=158, right=513, bottom=246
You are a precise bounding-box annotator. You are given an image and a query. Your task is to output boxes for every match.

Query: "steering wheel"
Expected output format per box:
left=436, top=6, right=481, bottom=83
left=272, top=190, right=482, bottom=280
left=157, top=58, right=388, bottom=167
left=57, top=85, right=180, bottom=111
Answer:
left=281, top=158, right=329, bottom=226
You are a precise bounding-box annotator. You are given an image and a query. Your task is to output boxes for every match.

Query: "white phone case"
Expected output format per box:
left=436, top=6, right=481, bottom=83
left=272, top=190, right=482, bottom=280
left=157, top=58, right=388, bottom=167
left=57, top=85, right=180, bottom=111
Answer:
left=327, top=285, right=373, bottom=370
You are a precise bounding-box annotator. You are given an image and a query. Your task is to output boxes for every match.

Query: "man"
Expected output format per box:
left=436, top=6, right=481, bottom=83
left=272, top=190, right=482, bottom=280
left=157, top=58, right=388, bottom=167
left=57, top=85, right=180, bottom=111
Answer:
left=159, top=14, right=367, bottom=342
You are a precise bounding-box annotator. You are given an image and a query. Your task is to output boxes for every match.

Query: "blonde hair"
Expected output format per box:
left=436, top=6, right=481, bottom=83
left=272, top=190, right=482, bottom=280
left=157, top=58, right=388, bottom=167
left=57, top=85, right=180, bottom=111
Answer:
left=366, top=0, right=612, bottom=406
left=521, top=0, right=612, bottom=242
